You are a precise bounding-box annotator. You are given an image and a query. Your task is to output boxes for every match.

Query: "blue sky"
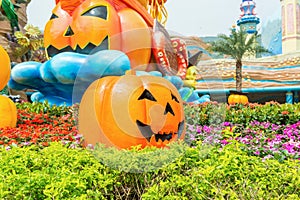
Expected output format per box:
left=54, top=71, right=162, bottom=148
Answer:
left=27, top=0, right=281, bottom=37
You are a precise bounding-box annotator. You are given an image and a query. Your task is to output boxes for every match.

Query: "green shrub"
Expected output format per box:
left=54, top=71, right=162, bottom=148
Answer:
left=184, top=102, right=300, bottom=126
left=16, top=101, right=76, bottom=117
left=143, top=143, right=300, bottom=199
left=0, top=143, right=116, bottom=199
left=184, top=102, right=226, bottom=126
left=0, top=142, right=299, bottom=199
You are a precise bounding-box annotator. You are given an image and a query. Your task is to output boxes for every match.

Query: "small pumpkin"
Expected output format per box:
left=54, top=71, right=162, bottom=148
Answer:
left=228, top=92, right=249, bottom=105
left=79, top=75, right=186, bottom=149
left=0, top=95, right=17, bottom=128
left=0, top=45, right=11, bottom=91
left=44, top=0, right=154, bottom=69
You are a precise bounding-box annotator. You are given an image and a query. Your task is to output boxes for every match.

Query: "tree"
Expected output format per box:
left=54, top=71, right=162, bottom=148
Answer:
left=209, top=28, right=269, bottom=92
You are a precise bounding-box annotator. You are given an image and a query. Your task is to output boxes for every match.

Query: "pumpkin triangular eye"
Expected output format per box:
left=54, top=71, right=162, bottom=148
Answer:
left=64, top=26, right=74, bottom=36
left=164, top=102, right=175, bottom=116
left=171, top=93, right=179, bottom=103
left=50, top=13, right=58, bottom=20
left=82, top=6, right=107, bottom=20
left=138, top=89, right=157, bottom=102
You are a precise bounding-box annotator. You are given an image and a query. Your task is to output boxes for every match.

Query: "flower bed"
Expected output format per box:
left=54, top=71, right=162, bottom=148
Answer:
left=185, top=102, right=300, bottom=161
left=0, top=101, right=299, bottom=198
left=0, top=102, right=82, bottom=149
left=1, top=101, right=300, bottom=161
left=0, top=142, right=299, bottom=199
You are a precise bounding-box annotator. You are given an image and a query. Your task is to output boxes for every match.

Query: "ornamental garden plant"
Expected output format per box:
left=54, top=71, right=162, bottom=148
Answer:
left=0, top=101, right=299, bottom=199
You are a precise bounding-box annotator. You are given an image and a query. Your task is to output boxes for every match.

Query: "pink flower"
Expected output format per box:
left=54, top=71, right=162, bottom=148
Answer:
left=220, top=139, right=229, bottom=145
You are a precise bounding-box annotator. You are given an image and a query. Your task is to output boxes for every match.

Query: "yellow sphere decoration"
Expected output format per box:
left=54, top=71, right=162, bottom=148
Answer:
left=0, top=45, right=11, bottom=90
left=0, top=96, right=17, bottom=128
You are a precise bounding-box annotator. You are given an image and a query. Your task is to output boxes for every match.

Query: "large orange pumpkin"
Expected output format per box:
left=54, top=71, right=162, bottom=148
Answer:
left=0, top=45, right=10, bottom=91
left=44, top=0, right=154, bottom=70
left=79, top=75, right=186, bottom=149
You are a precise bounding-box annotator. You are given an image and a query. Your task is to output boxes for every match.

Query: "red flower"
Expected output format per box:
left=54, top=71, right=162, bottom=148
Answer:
left=282, top=111, right=289, bottom=115
left=42, top=142, right=49, bottom=147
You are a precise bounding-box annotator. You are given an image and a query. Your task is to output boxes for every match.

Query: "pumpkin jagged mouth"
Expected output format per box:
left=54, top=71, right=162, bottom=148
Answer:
left=46, top=36, right=109, bottom=58
left=136, top=120, right=185, bottom=142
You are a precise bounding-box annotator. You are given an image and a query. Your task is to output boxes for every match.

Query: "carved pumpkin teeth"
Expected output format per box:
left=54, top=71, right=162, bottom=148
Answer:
left=136, top=120, right=154, bottom=142
left=136, top=120, right=185, bottom=143
left=155, top=132, right=173, bottom=142
left=46, top=36, right=109, bottom=58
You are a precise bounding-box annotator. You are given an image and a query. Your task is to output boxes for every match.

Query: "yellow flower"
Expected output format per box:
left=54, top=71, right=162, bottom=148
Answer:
left=14, top=31, right=24, bottom=39
left=222, top=126, right=239, bottom=139
left=24, top=24, right=41, bottom=37
left=17, top=35, right=30, bottom=47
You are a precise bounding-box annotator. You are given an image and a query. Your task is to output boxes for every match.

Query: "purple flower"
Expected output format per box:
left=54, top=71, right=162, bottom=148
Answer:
left=187, top=124, right=196, bottom=132
left=261, top=122, right=270, bottom=129
left=203, top=126, right=211, bottom=134
left=196, top=126, right=202, bottom=133
left=220, top=139, right=229, bottom=145
left=74, top=134, right=83, bottom=140
left=283, top=143, right=296, bottom=154
left=271, top=124, right=280, bottom=131
left=222, top=122, right=231, bottom=127
left=262, top=154, right=274, bottom=162
left=250, top=120, right=260, bottom=126
left=188, top=134, right=196, bottom=141
left=61, top=140, right=70, bottom=145
left=22, top=142, right=31, bottom=146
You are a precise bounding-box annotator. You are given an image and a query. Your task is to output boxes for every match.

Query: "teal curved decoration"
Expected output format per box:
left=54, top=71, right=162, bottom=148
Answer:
left=8, top=50, right=132, bottom=105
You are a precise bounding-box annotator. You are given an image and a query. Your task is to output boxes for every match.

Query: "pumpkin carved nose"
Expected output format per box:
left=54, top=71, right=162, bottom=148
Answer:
left=164, top=102, right=175, bottom=116
left=64, top=26, right=74, bottom=36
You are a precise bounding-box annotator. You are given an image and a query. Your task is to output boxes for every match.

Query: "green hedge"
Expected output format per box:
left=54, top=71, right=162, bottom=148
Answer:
left=0, top=142, right=299, bottom=199
left=184, top=102, right=300, bottom=126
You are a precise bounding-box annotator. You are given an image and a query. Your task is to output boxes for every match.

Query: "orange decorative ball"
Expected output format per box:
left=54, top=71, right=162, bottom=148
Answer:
left=0, top=96, right=17, bottom=128
left=79, top=75, right=186, bottom=149
left=0, top=45, right=10, bottom=91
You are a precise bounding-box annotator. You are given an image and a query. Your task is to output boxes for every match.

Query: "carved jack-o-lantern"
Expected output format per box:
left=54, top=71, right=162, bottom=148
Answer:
left=79, top=75, right=186, bottom=149
left=44, top=0, right=154, bottom=69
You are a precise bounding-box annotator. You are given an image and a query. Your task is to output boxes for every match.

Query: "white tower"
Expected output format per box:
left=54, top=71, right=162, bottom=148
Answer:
left=281, top=0, right=300, bottom=54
